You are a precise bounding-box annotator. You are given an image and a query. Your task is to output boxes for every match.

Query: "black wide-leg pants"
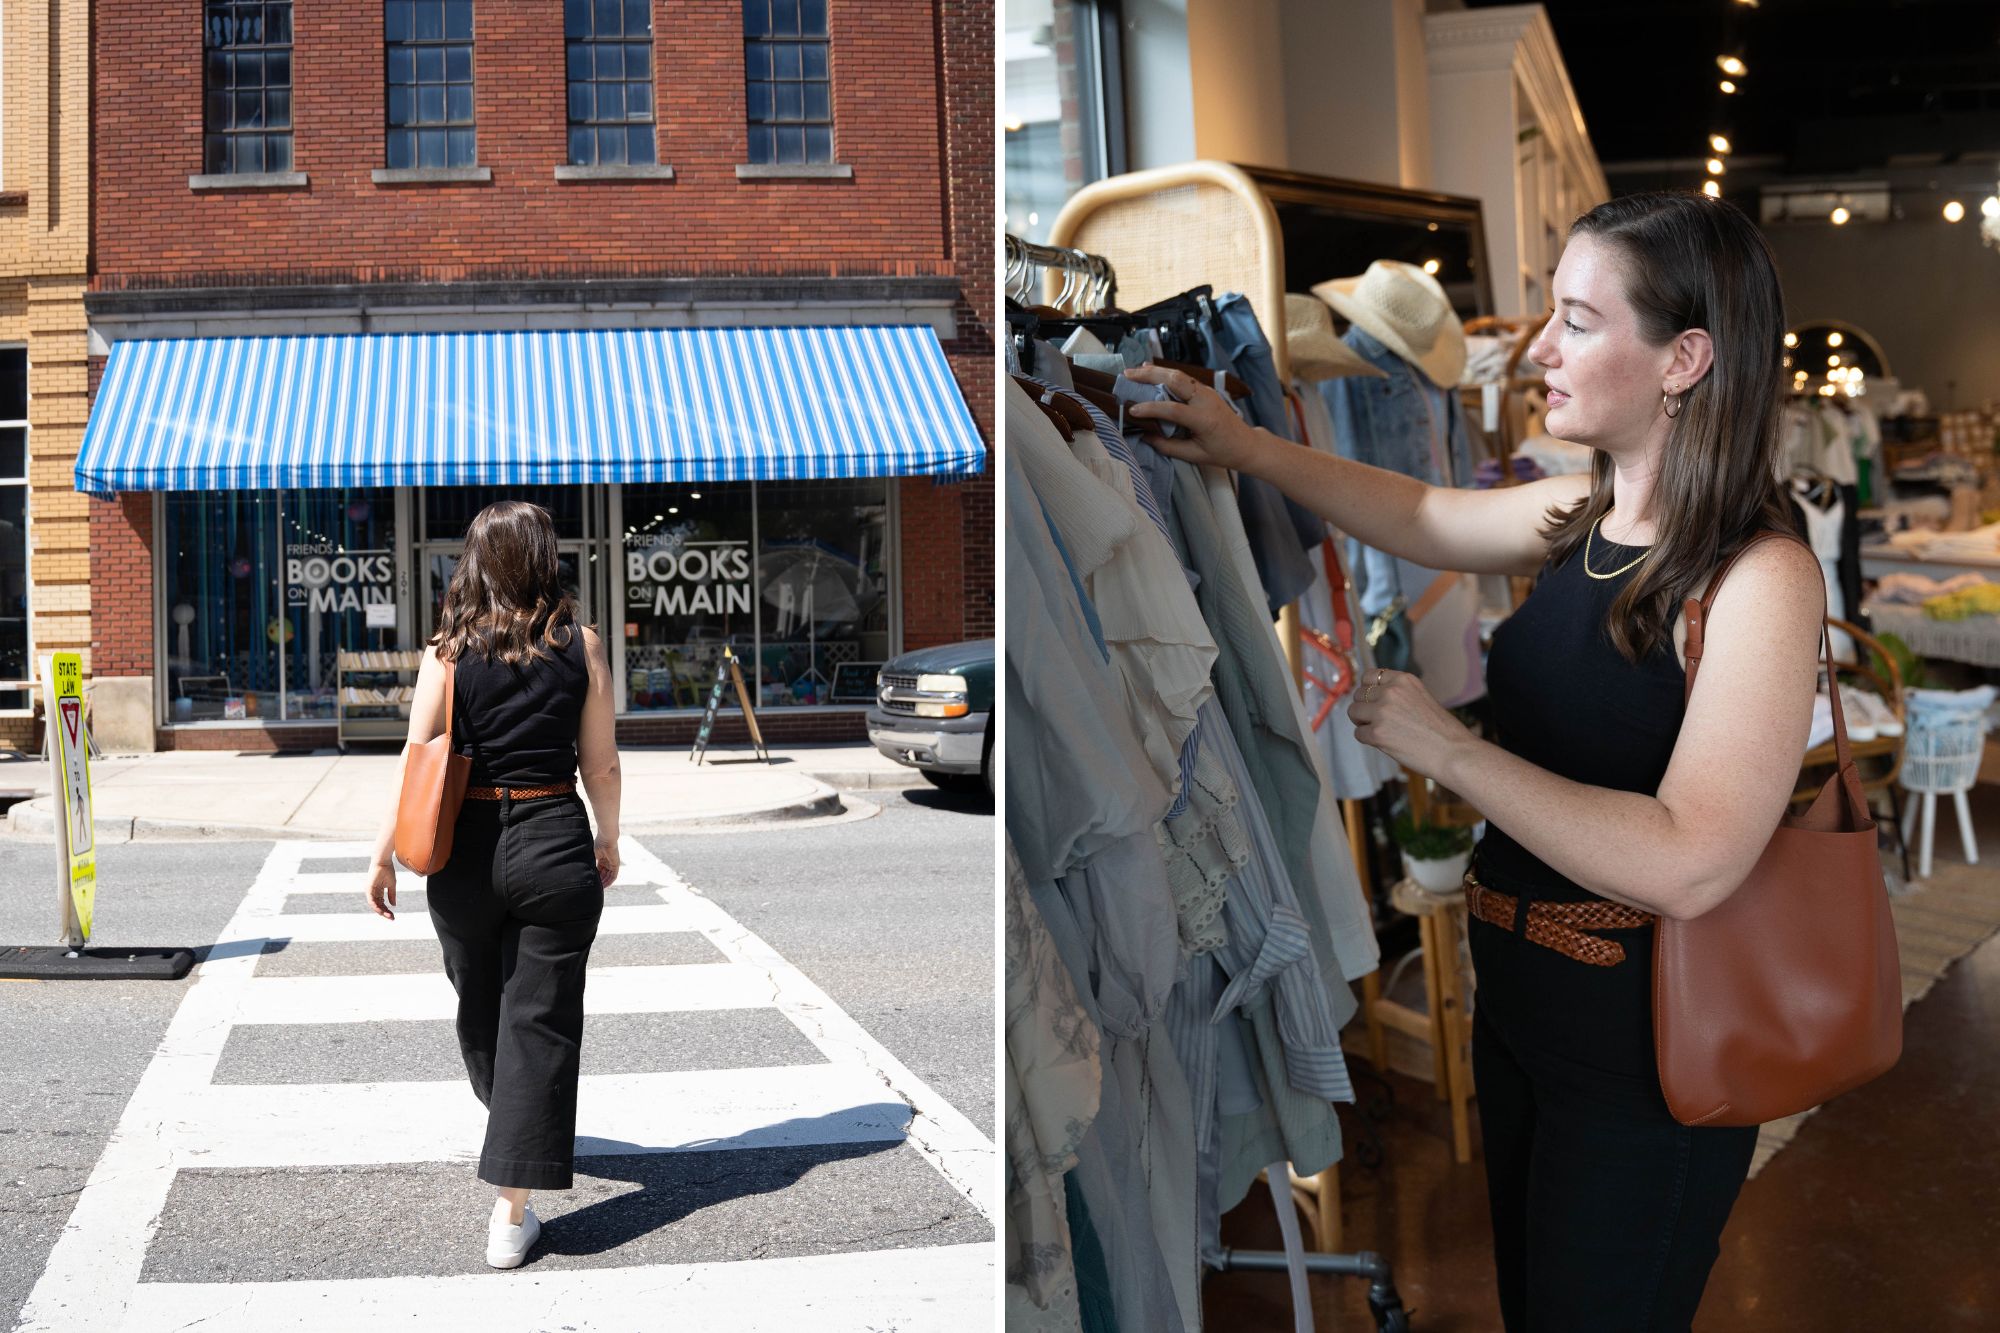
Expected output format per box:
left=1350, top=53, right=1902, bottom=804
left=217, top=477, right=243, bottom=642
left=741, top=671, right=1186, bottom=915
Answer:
left=426, top=790, right=602, bottom=1190
left=1467, top=867, right=1757, bottom=1332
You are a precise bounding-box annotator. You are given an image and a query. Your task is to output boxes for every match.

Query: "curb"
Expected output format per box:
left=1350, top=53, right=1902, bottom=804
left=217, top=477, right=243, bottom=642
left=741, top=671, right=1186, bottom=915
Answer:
left=803, top=768, right=930, bottom=791
left=4, top=780, right=847, bottom=843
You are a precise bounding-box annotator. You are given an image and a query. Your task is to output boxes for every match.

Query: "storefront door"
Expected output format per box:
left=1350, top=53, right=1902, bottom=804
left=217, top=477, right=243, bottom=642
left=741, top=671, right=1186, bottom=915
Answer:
left=420, top=543, right=593, bottom=642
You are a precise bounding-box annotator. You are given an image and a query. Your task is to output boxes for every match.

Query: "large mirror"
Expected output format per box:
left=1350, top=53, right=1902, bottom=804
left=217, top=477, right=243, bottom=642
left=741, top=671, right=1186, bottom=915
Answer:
left=1237, top=165, right=1494, bottom=321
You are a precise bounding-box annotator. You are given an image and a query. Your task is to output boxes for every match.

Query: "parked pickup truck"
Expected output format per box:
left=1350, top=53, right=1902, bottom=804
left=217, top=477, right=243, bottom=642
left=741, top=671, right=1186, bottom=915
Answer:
left=866, top=639, right=994, bottom=796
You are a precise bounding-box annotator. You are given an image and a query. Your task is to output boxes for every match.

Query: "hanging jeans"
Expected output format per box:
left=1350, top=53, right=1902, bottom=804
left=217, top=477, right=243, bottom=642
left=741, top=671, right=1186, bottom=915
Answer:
left=427, top=789, right=603, bottom=1190
left=1467, top=856, right=1755, bottom=1332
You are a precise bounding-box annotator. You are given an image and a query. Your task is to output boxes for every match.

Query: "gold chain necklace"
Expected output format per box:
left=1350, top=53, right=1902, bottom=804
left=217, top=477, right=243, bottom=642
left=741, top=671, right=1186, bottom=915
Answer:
left=1583, top=513, right=1651, bottom=580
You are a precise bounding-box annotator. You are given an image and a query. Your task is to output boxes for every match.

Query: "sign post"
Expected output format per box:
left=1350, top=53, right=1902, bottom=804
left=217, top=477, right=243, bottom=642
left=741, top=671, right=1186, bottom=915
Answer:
left=42, top=653, right=95, bottom=949
left=689, top=646, right=771, bottom=766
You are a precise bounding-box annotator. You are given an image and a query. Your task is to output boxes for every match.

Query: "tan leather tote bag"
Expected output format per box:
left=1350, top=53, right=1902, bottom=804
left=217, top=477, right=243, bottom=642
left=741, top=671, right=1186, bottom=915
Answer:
left=393, top=656, right=471, bottom=876
left=1657, top=529, right=1903, bottom=1127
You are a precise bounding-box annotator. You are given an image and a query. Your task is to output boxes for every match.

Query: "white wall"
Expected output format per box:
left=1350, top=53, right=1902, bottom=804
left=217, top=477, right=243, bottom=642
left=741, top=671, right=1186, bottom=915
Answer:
left=1186, top=0, right=1289, bottom=168
left=1274, top=0, right=1433, bottom=187
left=1123, top=0, right=1197, bottom=171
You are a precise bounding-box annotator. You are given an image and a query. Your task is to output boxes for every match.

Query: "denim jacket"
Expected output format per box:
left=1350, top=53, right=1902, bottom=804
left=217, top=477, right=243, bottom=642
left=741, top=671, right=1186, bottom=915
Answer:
left=1317, top=326, right=1475, bottom=489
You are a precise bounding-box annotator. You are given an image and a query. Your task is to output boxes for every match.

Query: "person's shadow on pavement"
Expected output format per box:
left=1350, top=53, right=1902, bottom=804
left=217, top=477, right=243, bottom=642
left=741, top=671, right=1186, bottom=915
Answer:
left=535, top=1105, right=912, bottom=1260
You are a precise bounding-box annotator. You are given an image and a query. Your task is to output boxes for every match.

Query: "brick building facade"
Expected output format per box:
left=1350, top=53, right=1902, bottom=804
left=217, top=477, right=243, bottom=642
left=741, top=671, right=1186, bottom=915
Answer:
left=81, top=1, right=993, bottom=752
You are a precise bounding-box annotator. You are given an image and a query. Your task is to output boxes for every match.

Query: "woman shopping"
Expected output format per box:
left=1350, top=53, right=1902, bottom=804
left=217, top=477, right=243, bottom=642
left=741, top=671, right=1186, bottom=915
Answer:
left=363, top=499, right=622, bottom=1270
left=1125, top=191, right=1825, bottom=1330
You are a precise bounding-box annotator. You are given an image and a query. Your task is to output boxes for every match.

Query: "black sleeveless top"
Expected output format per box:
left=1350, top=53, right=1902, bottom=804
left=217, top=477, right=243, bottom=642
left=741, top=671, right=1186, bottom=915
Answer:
left=448, top=622, right=590, bottom=788
left=1476, top=533, right=1685, bottom=902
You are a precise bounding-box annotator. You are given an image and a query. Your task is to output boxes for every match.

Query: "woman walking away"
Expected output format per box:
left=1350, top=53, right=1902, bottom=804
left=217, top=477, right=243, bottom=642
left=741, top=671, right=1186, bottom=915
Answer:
left=1126, top=191, right=1824, bottom=1330
left=364, top=500, right=622, bottom=1269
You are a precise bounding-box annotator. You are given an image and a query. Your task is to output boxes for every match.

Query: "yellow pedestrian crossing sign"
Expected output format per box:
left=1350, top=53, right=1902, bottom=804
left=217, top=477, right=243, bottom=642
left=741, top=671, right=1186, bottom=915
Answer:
left=42, top=653, right=95, bottom=944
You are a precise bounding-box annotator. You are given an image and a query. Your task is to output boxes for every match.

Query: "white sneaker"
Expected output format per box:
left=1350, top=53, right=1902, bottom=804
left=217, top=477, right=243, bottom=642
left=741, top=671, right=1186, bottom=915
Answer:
left=1839, top=685, right=1902, bottom=739
left=1834, top=685, right=1877, bottom=741
left=1860, top=688, right=1905, bottom=737
left=486, top=1202, right=540, bottom=1269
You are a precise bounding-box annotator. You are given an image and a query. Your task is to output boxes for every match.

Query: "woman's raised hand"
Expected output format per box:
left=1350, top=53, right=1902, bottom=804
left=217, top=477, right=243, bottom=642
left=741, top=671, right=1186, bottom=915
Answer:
left=1121, top=364, right=1269, bottom=474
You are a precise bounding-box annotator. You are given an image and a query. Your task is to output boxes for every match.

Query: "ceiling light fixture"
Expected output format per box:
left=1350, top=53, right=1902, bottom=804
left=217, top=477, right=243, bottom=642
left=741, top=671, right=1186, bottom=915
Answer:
left=1982, top=196, right=2000, bottom=219
left=1783, top=332, right=1799, bottom=348
left=1709, top=133, right=1732, bottom=154
left=1422, top=259, right=1441, bottom=275
left=1706, top=158, right=1725, bottom=175
left=1828, top=355, right=1841, bottom=367
left=1827, top=331, right=1844, bottom=347
left=1719, top=80, right=1738, bottom=94
left=1944, top=201, right=1966, bottom=223
left=1702, top=180, right=1721, bottom=198
left=1830, top=207, right=1850, bottom=225
left=1716, top=57, right=1746, bottom=78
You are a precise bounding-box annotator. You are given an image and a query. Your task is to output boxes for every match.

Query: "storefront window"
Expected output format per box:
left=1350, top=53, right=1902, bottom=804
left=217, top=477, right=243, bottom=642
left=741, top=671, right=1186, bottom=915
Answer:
left=281, top=489, right=398, bottom=721
left=1005, top=0, right=1111, bottom=244
left=162, top=492, right=282, bottom=721
left=620, top=482, right=755, bottom=712
left=754, top=479, right=890, bottom=708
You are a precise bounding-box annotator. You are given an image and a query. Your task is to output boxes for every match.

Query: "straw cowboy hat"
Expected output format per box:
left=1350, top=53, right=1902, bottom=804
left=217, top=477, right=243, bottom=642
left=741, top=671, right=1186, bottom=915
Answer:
left=1283, top=294, right=1387, bottom=383
left=1312, top=260, right=1467, bottom=388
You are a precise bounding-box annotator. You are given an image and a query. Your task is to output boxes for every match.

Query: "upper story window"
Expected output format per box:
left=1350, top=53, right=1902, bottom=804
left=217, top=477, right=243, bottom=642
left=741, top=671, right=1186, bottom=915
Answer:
left=744, top=0, right=831, bottom=165
left=385, top=1, right=476, bottom=169
left=204, top=2, right=295, bottom=174
left=565, top=0, right=657, bottom=166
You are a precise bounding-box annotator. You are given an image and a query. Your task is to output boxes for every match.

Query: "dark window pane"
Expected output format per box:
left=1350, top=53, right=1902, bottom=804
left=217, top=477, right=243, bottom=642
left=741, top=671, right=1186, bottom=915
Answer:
left=416, top=46, right=445, bottom=84
left=745, top=80, right=770, bottom=121
left=267, top=51, right=291, bottom=88
left=207, top=51, right=229, bottom=88
left=599, top=124, right=628, bottom=165
left=418, top=84, right=446, bottom=123
left=388, top=85, right=414, bottom=126
left=207, top=90, right=231, bottom=130
left=569, top=83, right=593, bottom=122
left=235, top=90, right=264, bottom=128
left=800, top=0, right=824, bottom=35
left=386, top=0, right=413, bottom=40
left=567, top=42, right=589, bottom=81
left=418, top=128, right=446, bottom=167
left=774, top=82, right=801, bottom=121
left=446, top=45, right=471, bottom=81
left=568, top=124, right=593, bottom=165
left=627, top=42, right=650, bottom=77
left=801, top=42, right=825, bottom=79
left=743, top=0, right=767, bottom=38
left=594, top=0, right=619, bottom=38
left=447, top=127, right=475, bottom=165
left=627, top=81, right=652, bottom=118
left=565, top=0, right=589, bottom=39
left=598, top=82, right=624, bottom=120
left=772, top=42, right=799, bottom=80
left=267, top=133, right=293, bottom=171
left=747, top=123, right=773, bottom=163
left=0, top=487, right=27, bottom=681
left=777, top=125, right=803, bottom=164
left=387, top=45, right=414, bottom=84
left=803, top=81, right=827, bottom=121
left=267, top=88, right=291, bottom=128
left=595, top=43, right=622, bottom=79
left=628, top=124, right=654, bottom=164
left=0, top=354, right=24, bottom=422
left=772, top=0, right=798, bottom=37
left=0, top=429, right=23, bottom=476
left=240, top=133, right=266, bottom=171
left=206, top=134, right=229, bottom=173
left=237, top=52, right=262, bottom=86
left=446, top=84, right=472, bottom=122
left=268, top=4, right=291, bottom=43
left=444, top=0, right=471, bottom=40
left=387, top=129, right=414, bottom=168
left=804, top=124, right=829, bottom=162
left=624, top=0, right=649, bottom=37
left=744, top=41, right=770, bottom=79
left=414, top=0, right=443, bottom=41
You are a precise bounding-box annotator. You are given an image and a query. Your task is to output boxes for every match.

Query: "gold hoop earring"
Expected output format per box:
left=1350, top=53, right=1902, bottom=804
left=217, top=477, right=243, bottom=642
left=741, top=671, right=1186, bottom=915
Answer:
left=1663, top=387, right=1684, bottom=420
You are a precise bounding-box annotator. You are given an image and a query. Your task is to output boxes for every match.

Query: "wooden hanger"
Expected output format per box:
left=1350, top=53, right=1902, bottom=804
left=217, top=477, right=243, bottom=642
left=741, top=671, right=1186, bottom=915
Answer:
left=1155, top=357, right=1250, bottom=401
left=1012, top=374, right=1073, bottom=440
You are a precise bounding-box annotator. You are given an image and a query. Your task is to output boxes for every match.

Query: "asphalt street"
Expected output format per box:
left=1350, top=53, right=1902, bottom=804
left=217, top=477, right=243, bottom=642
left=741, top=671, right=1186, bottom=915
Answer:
left=0, top=784, right=995, bottom=1332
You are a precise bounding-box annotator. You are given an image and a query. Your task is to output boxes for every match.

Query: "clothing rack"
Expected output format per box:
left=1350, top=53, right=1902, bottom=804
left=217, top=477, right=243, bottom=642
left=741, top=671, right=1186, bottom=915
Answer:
left=1046, top=162, right=1411, bottom=1333
left=1005, top=233, right=1119, bottom=313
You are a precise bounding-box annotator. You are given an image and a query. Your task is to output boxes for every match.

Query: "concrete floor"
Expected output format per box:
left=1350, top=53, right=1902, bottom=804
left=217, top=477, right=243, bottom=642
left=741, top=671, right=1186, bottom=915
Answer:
left=1205, top=782, right=2000, bottom=1330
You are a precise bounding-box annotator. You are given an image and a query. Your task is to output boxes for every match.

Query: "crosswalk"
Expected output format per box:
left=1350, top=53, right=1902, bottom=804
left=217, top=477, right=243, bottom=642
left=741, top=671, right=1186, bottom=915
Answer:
left=13, top=838, right=994, bottom=1332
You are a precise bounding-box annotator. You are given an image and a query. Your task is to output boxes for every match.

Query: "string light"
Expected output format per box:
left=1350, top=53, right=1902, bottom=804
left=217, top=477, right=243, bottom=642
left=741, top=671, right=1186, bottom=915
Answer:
left=1716, top=57, right=1745, bottom=78
left=1982, top=196, right=2000, bottom=219
left=1422, top=259, right=1441, bottom=275
left=1709, top=133, right=1732, bottom=154
left=1944, top=201, right=1966, bottom=223
left=1827, top=331, right=1844, bottom=347
left=1719, top=80, right=1737, bottom=94
left=1830, top=206, right=1850, bottom=225
left=1702, top=180, right=1721, bottom=198
left=1828, top=355, right=1841, bottom=367
left=1706, top=158, right=1725, bottom=175
left=1783, top=332, right=1799, bottom=348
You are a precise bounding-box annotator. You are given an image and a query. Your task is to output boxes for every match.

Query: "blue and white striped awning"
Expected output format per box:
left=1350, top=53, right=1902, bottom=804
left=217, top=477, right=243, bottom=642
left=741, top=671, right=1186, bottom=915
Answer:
left=74, top=324, right=985, bottom=494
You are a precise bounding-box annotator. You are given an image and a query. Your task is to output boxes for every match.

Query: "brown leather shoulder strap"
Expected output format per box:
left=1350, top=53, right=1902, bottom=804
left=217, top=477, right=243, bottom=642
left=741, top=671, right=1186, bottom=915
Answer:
left=1681, top=529, right=1813, bottom=683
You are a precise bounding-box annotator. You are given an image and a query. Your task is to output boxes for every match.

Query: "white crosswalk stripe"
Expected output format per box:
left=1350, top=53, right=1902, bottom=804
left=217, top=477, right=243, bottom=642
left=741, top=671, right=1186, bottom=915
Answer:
left=13, top=838, right=994, bottom=1333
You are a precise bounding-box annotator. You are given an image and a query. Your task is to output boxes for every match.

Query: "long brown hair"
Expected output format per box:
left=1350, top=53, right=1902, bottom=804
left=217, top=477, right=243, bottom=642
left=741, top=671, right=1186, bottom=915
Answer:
left=430, top=501, right=578, bottom=666
left=1538, top=191, right=1796, bottom=662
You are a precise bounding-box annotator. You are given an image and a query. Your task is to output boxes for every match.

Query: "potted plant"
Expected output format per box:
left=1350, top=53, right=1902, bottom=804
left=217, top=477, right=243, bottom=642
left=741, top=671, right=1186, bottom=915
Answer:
left=1393, top=811, right=1475, bottom=893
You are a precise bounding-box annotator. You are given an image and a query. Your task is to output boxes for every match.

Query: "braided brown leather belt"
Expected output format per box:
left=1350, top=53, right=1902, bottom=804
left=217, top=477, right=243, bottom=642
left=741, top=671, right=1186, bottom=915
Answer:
left=1463, top=868, right=1657, bottom=967
left=463, top=782, right=576, bottom=801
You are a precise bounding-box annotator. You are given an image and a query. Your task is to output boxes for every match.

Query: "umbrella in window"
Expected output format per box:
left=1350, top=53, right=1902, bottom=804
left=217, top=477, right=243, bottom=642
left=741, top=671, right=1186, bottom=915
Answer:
left=758, top=540, right=864, bottom=634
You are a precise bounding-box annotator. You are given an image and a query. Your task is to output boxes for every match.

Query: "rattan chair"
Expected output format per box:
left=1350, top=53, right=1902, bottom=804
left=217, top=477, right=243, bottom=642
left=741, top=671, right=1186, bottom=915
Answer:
left=1796, top=616, right=1910, bottom=881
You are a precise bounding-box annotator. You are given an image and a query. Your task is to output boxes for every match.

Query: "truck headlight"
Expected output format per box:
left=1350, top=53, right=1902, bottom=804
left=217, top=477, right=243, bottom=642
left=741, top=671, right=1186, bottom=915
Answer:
left=914, top=674, right=970, bottom=718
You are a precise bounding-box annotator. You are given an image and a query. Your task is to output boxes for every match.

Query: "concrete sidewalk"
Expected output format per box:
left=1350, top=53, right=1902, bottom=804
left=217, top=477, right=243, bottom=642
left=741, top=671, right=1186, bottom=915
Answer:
left=0, top=741, right=924, bottom=843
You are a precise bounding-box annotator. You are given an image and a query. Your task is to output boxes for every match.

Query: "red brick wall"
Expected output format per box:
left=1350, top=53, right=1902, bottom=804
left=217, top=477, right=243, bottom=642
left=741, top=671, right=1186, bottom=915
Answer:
left=939, top=0, right=994, bottom=643
left=89, top=492, right=156, bottom=677
left=93, top=1, right=955, bottom=283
